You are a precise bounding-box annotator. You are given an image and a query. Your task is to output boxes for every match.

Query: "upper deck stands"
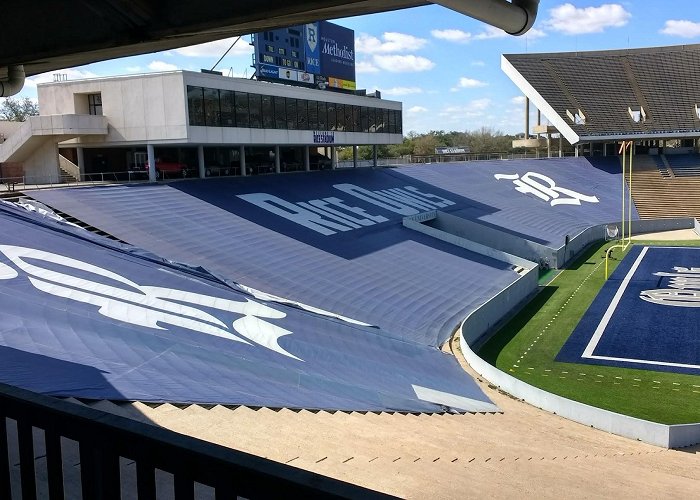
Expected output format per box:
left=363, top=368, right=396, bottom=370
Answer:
left=504, top=44, right=700, bottom=141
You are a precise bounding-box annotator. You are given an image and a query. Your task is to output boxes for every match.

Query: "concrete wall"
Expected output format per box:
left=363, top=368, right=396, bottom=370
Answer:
left=187, top=126, right=400, bottom=147
left=459, top=267, right=539, bottom=345
left=38, top=72, right=189, bottom=145
left=23, top=140, right=61, bottom=183
left=37, top=71, right=402, bottom=148
left=403, top=211, right=535, bottom=269
left=460, top=331, right=700, bottom=448
left=424, top=212, right=555, bottom=267
left=554, top=218, right=699, bottom=267
left=0, top=121, right=22, bottom=141
left=0, top=115, right=107, bottom=183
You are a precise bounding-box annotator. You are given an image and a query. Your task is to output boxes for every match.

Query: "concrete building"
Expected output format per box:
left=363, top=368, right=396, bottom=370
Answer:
left=1, top=70, right=403, bottom=183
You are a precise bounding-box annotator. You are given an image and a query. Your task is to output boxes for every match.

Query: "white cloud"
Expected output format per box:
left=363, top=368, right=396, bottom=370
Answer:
left=25, top=68, right=100, bottom=88
left=174, top=37, right=252, bottom=57
left=148, top=60, right=179, bottom=72
left=372, top=55, right=435, bottom=72
left=408, top=106, right=428, bottom=113
left=450, top=77, right=488, bottom=91
left=511, top=96, right=527, bottom=105
left=471, top=60, right=486, bottom=67
left=660, top=20, right=700, bottom=38
left=524, top=28, right=548, bottom=39
left=544, top=3, right=631, bottom=35
left=474, top=26, right=508, bottom=40
left=356, top=60, right=380, bottom=73
left=125, top=66, right=142, bottom=73
left=381, top=86, right=424, bottom=96
left=431, top=29, right=472, bottom=43
left=356, top=32, right=427, bottom=54
left=439, top=98, right=493, bottom=122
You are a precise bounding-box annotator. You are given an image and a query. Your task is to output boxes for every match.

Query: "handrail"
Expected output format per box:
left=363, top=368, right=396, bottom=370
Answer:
left=0, top=382, right=393, bottom=499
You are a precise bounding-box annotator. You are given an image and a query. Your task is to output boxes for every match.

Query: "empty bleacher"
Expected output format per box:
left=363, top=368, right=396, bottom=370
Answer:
left=665, top=153, right=700, bottom=177
left=650, top=154, right=672, bottom=178
left=629, top=155, right=700, bottom=219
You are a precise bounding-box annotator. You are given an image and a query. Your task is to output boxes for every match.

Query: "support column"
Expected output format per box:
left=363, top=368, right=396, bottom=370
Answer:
left=274, top=146, right=281, bottom=173
left=575, top=145, right=579, bottom=157
left=547, top=134, right=551, bottom=158
left=372, top=145, right=378, bottom=168
left=76, top=147, right=85, bottom=179
left=147, top=144, right=156, bottom=182
left=240, top=146, right=246, bottom=176
left=353, top=145, right=358, bottom=168
left=559, top=135, right=563, bottom=158
left=304, top=146, right=310, bottom=172
left=331, top=147, right=338, bottom=170
left=525, top=97, right=530, bottom=139
left=197, top=145, right=205, bottom=179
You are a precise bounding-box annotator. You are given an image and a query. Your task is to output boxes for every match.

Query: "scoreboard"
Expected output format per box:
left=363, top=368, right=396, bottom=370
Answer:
left=253, top=21, right=356, bottom=91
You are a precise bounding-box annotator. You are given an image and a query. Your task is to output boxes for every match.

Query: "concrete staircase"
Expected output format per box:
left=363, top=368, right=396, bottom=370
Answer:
left=4, top=391, right=694, bottom=499
left=58, top=154, right=80, bottom=183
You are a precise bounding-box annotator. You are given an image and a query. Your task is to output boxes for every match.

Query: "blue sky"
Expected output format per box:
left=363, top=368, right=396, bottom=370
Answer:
left=9, top=1, right=700, bottom=134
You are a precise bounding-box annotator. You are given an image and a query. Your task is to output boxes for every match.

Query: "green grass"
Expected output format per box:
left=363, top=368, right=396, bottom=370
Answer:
left=478, top=239, right=700, bottom=424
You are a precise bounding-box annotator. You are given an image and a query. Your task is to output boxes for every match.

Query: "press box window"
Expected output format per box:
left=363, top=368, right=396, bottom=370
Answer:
left=88, top=94, right=102, bottom=115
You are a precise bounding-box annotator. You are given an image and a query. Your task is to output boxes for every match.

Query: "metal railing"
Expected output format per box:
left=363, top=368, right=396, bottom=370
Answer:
left=1, top=151, right=585, bottom=193
left=0, top=382, right=393, bottom=499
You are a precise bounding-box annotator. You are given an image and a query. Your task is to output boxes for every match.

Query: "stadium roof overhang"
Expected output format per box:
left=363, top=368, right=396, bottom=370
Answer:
left=1, top=1, right=539, bottom=96
left=502, top=44, right=700, bottom=146
left=502, top=54, right=581, bottom=144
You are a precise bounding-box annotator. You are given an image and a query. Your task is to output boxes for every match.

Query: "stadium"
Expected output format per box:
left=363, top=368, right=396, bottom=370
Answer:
left=1, top=1, right=700, bottom=498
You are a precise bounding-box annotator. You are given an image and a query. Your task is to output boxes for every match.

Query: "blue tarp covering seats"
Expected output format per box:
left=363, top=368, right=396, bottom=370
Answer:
left=30, top=158, right=634, bottom=346
left=395, top=157, right=637, bottom=246
left=0, top=201, right=497, bottom=412
left=30, top=169, right=522, bottom=347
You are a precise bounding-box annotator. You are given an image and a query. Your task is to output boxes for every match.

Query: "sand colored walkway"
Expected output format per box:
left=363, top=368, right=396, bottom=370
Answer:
left=631, top=228, right=699, bottom=241
left=60, top=337, right=700, bottom=499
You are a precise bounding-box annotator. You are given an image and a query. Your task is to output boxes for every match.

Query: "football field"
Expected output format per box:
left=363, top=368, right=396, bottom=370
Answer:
left=557, top=246, right=700, bottom=375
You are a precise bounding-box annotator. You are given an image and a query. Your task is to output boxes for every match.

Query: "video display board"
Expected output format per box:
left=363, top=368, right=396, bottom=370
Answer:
left=253, top=21, right=356, bottom=91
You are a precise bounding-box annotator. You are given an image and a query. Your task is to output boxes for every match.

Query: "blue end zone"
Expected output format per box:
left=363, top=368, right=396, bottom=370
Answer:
left=557, top=246, right=700, bottom=375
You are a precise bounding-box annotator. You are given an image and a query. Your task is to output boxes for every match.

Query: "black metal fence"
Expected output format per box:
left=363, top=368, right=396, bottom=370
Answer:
left=0, top=383, right=394, bottom=499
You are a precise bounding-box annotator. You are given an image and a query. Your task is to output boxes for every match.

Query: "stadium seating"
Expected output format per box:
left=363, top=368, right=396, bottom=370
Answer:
left=665, top=153, right=700, bottom=177
left=629, top=155, right=700, bottom=219
left=505, top=45, right=700, bottom=140
left=650, top=155, right=672, bottom=178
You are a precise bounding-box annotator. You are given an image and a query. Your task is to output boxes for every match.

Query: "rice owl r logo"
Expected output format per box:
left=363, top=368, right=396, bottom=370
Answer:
left=640, top=267, right=700, bottom=308
left=0, top=245, right=303, bottom=361
left=494, top=172, right=599, bottom=206
left=306, top=24, right=318, bottom=52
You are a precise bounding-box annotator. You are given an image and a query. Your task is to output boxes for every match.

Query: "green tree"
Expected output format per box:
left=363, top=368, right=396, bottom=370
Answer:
left=0, top=96, right=39, bottom=121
